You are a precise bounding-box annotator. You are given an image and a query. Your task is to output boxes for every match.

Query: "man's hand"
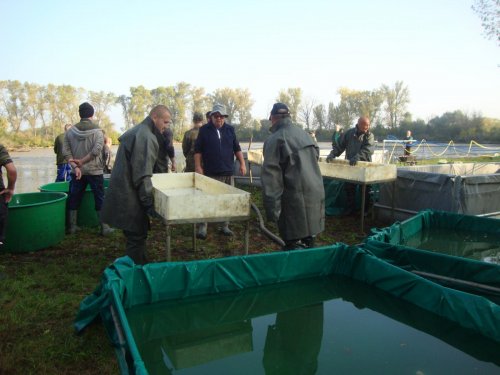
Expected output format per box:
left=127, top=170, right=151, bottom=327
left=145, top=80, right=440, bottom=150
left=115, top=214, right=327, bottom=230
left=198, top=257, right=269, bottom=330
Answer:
left=0, top=188, right=14, bottom=203
left=349, top=155, right=359, bottom=166
left=70, top=159, right=84, bottom=168
left=195, top=166, right=204, bottom=175
left=170, top=161, right=176, bottom=172
left=74, top=167, right=83, bottom=180
left=147, top=206, right=163, bottom=220
left=326, top=151, right=336, bottom=163
left=239, top=163, right=247, bottom=176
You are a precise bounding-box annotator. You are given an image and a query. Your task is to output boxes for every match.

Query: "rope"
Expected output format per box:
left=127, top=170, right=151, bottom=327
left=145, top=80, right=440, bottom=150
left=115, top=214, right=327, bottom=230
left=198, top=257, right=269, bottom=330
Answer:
left=385, top=139, right=500, bottom=162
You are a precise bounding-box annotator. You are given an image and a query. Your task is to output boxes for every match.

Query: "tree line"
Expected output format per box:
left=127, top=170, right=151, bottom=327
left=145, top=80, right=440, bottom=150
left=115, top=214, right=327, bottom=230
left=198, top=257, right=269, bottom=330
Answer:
left=1, top=79, right=499, bottom=147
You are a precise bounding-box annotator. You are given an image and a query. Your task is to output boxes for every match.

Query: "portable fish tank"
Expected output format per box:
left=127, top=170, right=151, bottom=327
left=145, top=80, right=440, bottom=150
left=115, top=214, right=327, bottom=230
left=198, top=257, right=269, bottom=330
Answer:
left=2, top=192, right=67, bottom=253
left=75, top=244, right=500, bottom=374
left=376, top=162, right=500, bottom=221
left=39, top=179, right=110, bottom=227
left=366, top=209, right=500, bottom=263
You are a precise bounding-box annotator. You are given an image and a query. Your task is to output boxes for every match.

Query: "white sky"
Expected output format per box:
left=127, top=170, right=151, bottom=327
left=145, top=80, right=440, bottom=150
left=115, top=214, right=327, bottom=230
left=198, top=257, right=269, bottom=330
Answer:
left=1, top=0, right=499, bottom=127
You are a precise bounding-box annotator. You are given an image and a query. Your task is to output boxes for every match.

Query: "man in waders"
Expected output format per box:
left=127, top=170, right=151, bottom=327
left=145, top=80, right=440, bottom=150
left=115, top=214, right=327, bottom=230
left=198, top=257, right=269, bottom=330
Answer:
left=101, top=105, right=172, bottom=265
left=261, top=103, right=325, bottom=250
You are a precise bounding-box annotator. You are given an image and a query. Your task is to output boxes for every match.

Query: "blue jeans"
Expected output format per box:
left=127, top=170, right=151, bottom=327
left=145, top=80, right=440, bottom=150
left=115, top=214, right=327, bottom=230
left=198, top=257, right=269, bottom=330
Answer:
left=68, top=174, right=105, bottom=211
left=55, top=164, right=72, bottom=182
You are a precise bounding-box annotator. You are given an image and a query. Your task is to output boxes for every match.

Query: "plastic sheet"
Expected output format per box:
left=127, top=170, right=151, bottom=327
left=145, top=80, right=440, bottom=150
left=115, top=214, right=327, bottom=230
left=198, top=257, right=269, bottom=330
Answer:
left=75, top=242, right=500, bottom=374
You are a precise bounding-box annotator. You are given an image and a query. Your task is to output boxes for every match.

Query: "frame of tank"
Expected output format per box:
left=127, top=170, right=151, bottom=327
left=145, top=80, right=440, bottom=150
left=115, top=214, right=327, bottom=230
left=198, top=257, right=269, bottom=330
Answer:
left=75, top=244, right=500, bottom=375
left=376, top=162, right=500, bottom=221
left=151, top=173, right=251, bottom=260
left=247, top=149, right=397, bottom=231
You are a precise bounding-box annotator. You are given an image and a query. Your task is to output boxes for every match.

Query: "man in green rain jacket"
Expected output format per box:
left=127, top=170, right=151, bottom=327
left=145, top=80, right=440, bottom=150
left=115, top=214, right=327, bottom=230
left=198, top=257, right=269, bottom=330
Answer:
left=101, top=105, right=172, bottom=264
left=262, top=103, right=325, bottom=250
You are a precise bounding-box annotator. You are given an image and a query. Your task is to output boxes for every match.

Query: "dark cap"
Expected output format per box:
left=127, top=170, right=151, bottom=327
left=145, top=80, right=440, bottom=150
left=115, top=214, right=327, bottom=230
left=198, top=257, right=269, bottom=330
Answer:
left=79, top=102, right=94, bottom=119
left=270, top=103, right=290, bottom=116
left=193, top=111, right=204, bottom=122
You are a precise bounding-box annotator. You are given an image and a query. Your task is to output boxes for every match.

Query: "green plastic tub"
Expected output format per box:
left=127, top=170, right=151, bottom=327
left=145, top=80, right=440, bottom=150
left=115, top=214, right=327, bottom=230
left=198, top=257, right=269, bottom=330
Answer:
left=39, top=179, right=109, bottom=227
left=2, top=192, right=67, bottom=253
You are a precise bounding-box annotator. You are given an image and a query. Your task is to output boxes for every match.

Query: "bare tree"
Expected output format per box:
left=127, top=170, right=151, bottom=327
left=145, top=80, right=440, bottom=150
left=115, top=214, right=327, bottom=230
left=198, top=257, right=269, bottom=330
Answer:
left=381, top=81, right=410, bottom=129
left=298, top=98, right=316, bottom=129
left=472, top=0, right=500, bottom=45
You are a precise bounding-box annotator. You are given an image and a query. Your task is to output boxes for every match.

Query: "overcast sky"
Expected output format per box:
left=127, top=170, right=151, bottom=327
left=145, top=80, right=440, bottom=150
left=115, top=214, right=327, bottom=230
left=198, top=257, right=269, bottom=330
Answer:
left=1, top=0, right=499, bottom=126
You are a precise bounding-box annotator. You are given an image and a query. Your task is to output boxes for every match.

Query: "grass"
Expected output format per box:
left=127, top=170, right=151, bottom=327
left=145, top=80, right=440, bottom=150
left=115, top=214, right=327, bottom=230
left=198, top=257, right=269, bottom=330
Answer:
left=0, top=183, right=390, bottom=374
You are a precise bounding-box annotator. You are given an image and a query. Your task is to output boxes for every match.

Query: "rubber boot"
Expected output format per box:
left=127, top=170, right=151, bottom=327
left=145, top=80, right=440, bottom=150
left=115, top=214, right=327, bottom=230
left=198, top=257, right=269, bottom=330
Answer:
left=69, top=210, right=81, bottom=234
left=220, top=222, right=234, bottom=236
left=197, top=222, right=207, bottom=240
left=97, top=211, right=115, bottom=236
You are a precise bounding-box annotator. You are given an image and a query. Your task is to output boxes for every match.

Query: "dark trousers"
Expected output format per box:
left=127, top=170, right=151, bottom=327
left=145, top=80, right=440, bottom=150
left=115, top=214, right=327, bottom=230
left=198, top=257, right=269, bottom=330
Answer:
left=55, top=164, right=72, bottom=182
left=68, top=174, right=104, bottom=211
left=123, top=229, right=148, bottom=265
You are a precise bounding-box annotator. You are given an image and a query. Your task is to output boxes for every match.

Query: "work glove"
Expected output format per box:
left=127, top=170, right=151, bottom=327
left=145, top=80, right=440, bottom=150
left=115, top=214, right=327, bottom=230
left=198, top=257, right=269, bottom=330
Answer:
left=326, top=151, right=337, bottom=163
left=147, top=206, right=163, bottom=220
left=349, top=155, right=359, bottom=166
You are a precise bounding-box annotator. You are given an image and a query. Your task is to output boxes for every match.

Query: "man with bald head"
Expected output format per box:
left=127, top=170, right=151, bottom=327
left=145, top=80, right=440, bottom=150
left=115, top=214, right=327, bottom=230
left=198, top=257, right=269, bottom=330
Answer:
left=326, top=116, right=375, bottom=216
left=101, top=105, right=172, bottom=264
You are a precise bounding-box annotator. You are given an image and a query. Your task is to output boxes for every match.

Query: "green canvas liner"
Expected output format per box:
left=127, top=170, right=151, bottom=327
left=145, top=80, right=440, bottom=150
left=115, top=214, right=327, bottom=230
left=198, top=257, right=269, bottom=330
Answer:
left=75, top=241, right=500, bottom=374
left=367, top=209, right=500, bottom=246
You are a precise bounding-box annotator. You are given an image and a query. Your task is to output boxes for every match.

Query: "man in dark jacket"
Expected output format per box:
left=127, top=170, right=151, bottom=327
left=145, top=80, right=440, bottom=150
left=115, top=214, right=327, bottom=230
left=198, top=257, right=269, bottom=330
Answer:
left=101, top=105, right=172, bottom=265
left=54, top=123, right=72, bottom=182
left=0, top=144, right=17, bottom=247
left=326, top=116, right=375, bottom=215
left=153, top=127, right=176, bottom=173
left=194, top=104, right=246, bottom=239
left=261, top=103, right=325, bottom=250
left=182, top=112, right=204, bottom=172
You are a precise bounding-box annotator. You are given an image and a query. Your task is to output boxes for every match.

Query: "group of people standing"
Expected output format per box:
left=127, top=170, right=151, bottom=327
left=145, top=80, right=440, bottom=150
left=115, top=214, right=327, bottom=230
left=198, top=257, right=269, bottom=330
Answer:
left=0, top=100, right=375, bottom=265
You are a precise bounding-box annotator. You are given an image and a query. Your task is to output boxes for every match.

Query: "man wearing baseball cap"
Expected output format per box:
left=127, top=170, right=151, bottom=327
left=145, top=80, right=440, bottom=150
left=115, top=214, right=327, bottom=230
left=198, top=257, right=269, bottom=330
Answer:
left=261, top=103, right=325, bottom=250
left=194, top=104, right=246, bottom=239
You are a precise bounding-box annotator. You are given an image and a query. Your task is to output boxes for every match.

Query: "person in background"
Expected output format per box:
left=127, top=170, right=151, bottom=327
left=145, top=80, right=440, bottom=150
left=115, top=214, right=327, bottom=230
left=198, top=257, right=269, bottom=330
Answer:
left=101, top=105, right=172, bottom=265
left=54, top=124, right=72, bottom=182
left=153, top=125, right=176, bottom=173
left=63, top=102, right=113, bottom=236
left=404, top=130, right=414, bottom=156
left=182, top=112, right=204, bottom=172
left=0, top=144, right=17, bottom=247
left=194, top=104, right=246, bottom=239
left=332, top=124, right=343, bottom=148
left=326, top=116, right=375, bottom=216
left=261, top=103, right=325, bottom=250
left=307, top=129, right=317, bottom=144
left=102, top=135, right=113, bottom=174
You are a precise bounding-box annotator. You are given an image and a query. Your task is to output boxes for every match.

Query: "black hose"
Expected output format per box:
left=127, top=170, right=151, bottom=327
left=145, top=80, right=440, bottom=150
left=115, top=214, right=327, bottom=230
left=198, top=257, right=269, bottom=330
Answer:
left=251, top=202, right=285, bottom=247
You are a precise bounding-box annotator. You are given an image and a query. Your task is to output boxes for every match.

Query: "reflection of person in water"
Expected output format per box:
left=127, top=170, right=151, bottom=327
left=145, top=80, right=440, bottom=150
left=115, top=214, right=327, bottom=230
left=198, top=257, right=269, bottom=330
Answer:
left=263, top=303, right=324, bottom=374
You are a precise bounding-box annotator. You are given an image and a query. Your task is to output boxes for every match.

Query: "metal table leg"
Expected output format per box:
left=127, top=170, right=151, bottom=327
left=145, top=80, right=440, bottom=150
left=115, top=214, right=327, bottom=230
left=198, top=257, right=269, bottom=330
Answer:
left=166, top=224, right=171, bottom=261
left=360, top=184, right=366, bottom=233
left=244, top=220, right=250, bottom=255
left=193, top=223, right=197, bottom=253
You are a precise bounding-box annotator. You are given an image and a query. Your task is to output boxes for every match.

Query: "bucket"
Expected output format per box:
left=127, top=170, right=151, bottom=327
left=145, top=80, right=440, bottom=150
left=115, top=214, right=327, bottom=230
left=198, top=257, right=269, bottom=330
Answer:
left=39, top=179, right=109, bottom=227
left=2, top=192, right=67, bottom=253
